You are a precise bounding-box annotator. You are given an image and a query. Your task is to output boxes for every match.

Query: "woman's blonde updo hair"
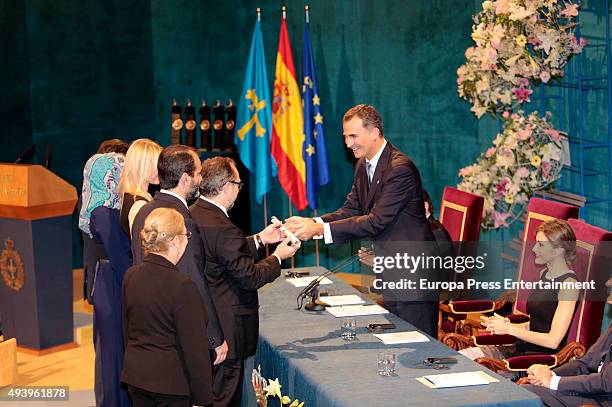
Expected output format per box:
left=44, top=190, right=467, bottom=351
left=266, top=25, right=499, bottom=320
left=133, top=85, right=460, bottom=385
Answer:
left=536, top=219, right=577, bottom=265
left=118, top=138, right=163, bottom=201
left=141, top=208, right=185, bottom=254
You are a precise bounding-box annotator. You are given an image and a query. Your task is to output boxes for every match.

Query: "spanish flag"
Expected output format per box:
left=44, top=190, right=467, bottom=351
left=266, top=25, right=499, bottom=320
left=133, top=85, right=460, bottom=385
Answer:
left=271, top=15, right=307, bottom=210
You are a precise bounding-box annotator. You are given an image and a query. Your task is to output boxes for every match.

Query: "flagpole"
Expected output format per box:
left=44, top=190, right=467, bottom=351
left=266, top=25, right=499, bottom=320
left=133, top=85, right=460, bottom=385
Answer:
left=282, top=5, right=287, bottom=20
left=263, top=194, right=269, bottom=257
left=313, top=209, right=320, bottom=267
left=256, top=7, right=261, bottom=21
left=288, top=198, right=294, bottom=271
left=305, top=5, right=309, bottom=23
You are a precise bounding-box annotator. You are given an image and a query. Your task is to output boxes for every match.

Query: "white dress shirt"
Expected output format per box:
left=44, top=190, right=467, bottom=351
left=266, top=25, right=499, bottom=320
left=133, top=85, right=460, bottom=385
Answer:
left=316, top=139, right=387, bottom=244
left=160, top=189, right=188, bottom=209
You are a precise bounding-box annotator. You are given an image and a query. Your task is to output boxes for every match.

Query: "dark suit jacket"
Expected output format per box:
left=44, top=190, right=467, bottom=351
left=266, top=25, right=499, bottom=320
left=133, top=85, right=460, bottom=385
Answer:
left=320, top=142, right=436, bottom=301
left=554, top=323, right=611, bottom=399
left=190, top=198, right=280, bottom=360
left=131, top=191, right=223, bottom=349
left=121, top=254, right=213, bottom=406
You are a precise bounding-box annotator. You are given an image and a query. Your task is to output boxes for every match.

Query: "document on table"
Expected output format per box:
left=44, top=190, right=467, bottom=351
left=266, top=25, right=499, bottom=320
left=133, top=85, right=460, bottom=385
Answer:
left=285, top=276, right=333, bottom=287
left=417, top=371, right=498, bottom=389
left=326, top=304, right=389, bottom=317
left=373, top=331, right=429, bottom=344
left=319, top=294, right=365, bottom=306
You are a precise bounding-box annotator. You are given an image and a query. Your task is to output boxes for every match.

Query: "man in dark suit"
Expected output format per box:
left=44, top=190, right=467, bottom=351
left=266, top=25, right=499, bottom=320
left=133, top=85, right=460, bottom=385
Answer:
left=522, top=278, right=612, bottom=407
left=131, top=145, right=228, bottom=365
left=285, top=104, right=439, bottom=336
left=190, top=156, right=299, bottom=407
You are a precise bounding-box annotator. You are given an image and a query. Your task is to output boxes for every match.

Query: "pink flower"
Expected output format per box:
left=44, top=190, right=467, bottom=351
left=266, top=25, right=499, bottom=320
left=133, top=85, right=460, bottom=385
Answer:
left=502, top=111, right=510, bottom=119
left=570, top=36, right=586, bottom=54
left=486, top=147, right=496, bottom=157
left=493, top=211, right=511, bottom=229
left=512, top=85, right=533, bottom=103
left=542, top=161, right=551, bottom=178
left=544, top=128, right=561, bottom=141
left=516, top=78, right=530, bottom=87
left=540, top=71, right=551, bottom=83
left=495, top=179, right=509, bottom=199
left=528, top=36, right=543, bottom=48
left=515, top=167, right=530, bottom=178
left=561, top=4, right=579, bottom=18
left=517, top=128, right=532, bottom=140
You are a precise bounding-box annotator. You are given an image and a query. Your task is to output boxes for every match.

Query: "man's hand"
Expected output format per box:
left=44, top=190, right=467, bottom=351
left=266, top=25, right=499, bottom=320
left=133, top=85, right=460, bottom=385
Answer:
left=213, top=340, right=228, bottom=365
left=273, top=237, right=301, bottom=260
left=284, top=216, right=322, bottom=241
left=258, top=222, right=284, bottom=245
left=527, top=364, right=553, bottom=388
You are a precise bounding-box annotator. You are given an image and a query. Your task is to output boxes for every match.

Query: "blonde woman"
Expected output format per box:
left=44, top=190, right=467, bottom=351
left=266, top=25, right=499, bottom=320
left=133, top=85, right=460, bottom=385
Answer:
left=121, top=207, right=212, bottom=407
left=460, top=219, right=579, bottom=363
left=118, top=138, right=163, bottom=236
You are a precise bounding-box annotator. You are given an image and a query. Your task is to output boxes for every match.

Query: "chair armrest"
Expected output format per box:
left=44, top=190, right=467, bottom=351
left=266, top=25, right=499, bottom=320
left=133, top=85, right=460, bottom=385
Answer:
left=507, top=314, right=530, bottom=324
left=446, top=299, right=496, bottom=314
left=474, top=357, right=509, bottom=373
left=440, top=333, right=475, bottom=350
left=555, top=341, right=586, bottom=366
left=516, top=377, right=530, bottom=385
left=473, top=333, right=519, bottom=346
left=504, top=354, right=557, bottom=371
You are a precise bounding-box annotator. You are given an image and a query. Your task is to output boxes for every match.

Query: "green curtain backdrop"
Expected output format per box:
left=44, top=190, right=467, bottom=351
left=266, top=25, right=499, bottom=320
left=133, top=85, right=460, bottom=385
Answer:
left=2, top=0, right=608, bottom=327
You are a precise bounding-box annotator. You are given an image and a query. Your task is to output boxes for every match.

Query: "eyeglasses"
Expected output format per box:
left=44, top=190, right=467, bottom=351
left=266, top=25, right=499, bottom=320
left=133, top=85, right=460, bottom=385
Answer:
left=227, top=180, right=244, bottom=190
left=174, top=230, right=192, bottom=240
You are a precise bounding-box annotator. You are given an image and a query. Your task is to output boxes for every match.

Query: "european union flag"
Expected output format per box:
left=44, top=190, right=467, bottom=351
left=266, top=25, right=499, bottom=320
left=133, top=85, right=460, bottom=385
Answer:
left=302, top=17, right=330, bottom=210
left=235, top=18, right=277, bottom=204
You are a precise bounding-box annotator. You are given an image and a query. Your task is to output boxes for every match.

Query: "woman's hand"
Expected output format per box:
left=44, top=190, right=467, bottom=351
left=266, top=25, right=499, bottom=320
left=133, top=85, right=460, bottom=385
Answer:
left=480, top=314, right=512, bottom=335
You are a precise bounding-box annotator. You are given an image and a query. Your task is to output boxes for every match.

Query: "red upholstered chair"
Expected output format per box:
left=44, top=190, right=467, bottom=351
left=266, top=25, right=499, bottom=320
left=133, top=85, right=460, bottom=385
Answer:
left=439, top=187, right=484, bottom=243
left=439, top=198, right=579, bottom=338
left=437, top=187, right=484, bottom=336
left=442, top=218, right=611, bottom=374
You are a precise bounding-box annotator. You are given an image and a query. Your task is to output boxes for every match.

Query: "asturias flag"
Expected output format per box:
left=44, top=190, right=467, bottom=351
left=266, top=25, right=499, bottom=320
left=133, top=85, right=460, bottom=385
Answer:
left=271, top=17, right=307, bottom=210
left=302, top=16, right=330, bottom=210
left=235, top=18, right=277, bottom=204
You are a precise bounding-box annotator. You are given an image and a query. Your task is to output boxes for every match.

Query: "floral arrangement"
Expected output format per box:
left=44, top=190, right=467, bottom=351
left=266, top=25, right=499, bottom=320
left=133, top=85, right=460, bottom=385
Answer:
left=252, top=366, right=305, bottom=407
left=457, top=0, right=585, bottom=118
left=458, top=110, right=565, bottom=229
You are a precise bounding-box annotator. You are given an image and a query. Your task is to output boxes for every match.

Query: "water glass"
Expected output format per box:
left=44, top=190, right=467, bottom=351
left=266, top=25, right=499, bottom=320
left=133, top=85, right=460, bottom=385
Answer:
left=377, top=351, right=397, bottom=376
left=340, top=318, right=357, bottom=340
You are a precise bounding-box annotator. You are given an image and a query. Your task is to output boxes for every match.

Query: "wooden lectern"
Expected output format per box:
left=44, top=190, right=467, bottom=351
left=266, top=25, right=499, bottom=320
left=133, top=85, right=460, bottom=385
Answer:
left=0, top=164, right=77, bottom=353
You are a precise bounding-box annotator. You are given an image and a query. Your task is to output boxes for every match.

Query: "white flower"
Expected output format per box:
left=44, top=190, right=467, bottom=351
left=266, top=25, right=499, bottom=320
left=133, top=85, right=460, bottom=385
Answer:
left=263, top=378, right=282, bottom=399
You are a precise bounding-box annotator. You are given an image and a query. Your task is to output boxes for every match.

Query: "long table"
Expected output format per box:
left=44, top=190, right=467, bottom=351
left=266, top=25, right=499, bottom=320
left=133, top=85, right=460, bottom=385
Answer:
left=243, top=267, right=542, bottom=407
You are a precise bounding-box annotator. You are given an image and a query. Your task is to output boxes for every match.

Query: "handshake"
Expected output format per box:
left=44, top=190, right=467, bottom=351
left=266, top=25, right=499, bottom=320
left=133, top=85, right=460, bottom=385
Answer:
left=257, top=216, right=323, bottom=261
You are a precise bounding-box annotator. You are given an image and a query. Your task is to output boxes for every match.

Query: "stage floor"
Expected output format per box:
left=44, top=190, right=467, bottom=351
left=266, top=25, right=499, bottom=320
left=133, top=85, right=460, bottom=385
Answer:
left=1, top=269, right=95, bottom=406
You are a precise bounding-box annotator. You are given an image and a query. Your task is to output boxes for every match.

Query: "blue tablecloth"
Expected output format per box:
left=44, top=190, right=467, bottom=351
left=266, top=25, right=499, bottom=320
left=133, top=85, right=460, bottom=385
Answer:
left=243, top=267, right=542, bottom=407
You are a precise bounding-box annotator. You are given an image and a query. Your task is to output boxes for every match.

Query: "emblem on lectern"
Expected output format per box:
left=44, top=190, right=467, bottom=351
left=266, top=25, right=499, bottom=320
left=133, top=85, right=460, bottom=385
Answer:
left=1, top=238, right=25, bottom=292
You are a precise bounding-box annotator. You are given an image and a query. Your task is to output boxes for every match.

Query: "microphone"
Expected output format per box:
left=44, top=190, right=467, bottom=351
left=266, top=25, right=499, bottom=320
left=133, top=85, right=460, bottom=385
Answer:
left=296, top=253, right=362, bottom=311
left=14, top=144, right=36, bottom=164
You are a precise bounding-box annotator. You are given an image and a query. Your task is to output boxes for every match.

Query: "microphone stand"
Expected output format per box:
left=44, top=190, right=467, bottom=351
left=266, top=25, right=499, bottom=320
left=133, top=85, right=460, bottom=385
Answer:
left=296, top=253, right=362, bottom=312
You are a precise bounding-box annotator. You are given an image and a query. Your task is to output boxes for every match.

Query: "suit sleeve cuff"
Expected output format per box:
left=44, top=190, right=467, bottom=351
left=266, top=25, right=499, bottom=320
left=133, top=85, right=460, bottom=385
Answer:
left=272, top=253, right=282, bottom=265
left=549, top=373, right=560, bottom=390
left=322, top=222, right=333, bottom=244
left=313, top=217, right=325, bottom=241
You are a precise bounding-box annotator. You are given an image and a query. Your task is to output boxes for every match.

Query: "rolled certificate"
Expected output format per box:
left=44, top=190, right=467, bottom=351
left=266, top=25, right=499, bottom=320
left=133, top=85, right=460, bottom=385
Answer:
left=271, top=216, right=300, bottom=245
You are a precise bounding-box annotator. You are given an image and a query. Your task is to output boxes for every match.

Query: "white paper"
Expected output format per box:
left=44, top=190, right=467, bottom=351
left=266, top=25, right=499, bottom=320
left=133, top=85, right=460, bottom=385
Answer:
left=285, top=276, right=333, bottom=288
left=326, top=304, right=389, bottom=317
left=374, top=331, right=429, bottom=344
left=422, top=371, right=490, bottom=388
left=318, top=294, right=365, bottom=307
